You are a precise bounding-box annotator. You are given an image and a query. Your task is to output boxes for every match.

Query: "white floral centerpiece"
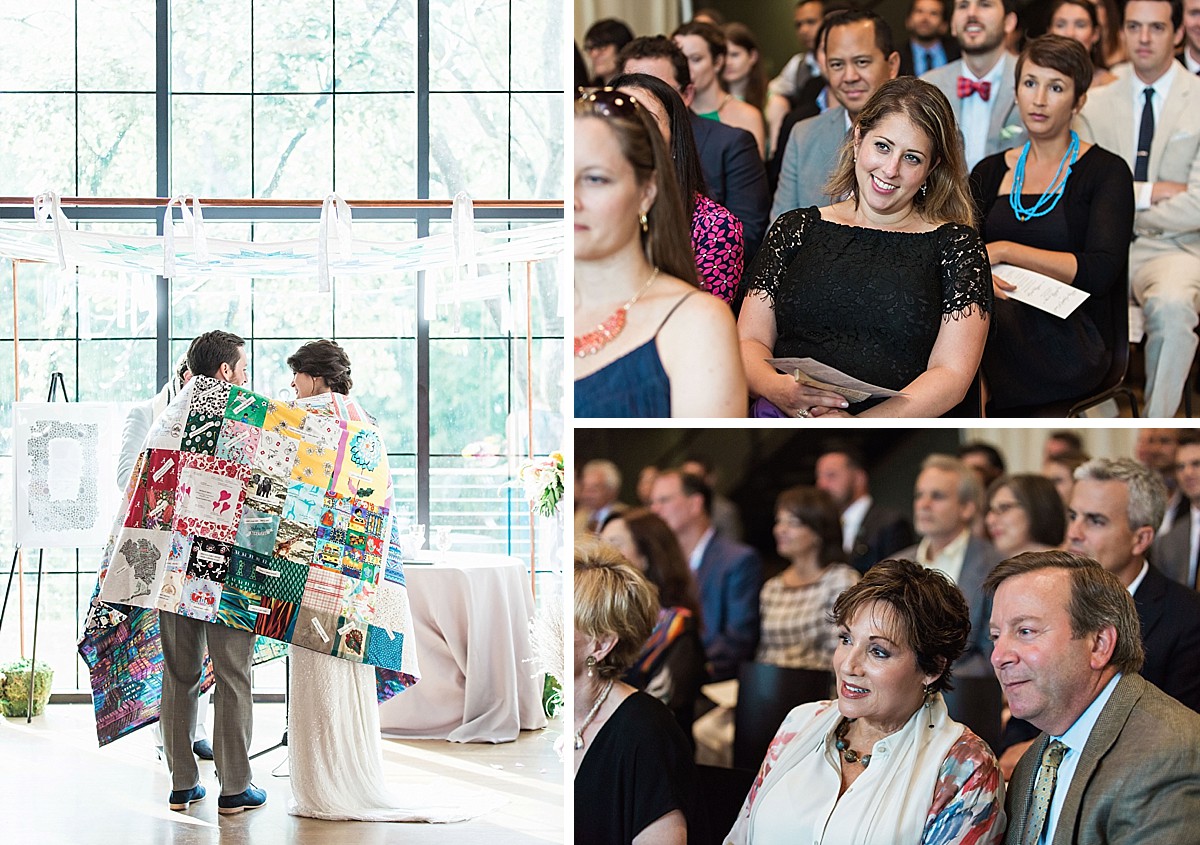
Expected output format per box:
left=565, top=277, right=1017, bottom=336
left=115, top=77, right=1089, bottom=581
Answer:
left=519, top=451, right=565, bottom=518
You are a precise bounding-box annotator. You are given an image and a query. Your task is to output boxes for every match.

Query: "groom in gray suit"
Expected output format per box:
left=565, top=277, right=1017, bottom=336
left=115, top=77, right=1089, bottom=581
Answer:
left=771, top=9, right=900, bottom=221
left=921, top=0, right=1022, bottom=170
left=1077, top=0, right=1200, bottom=418
left=161, top=330, right=266, bottom=814
left=988, top=551, right=1200, bottom=845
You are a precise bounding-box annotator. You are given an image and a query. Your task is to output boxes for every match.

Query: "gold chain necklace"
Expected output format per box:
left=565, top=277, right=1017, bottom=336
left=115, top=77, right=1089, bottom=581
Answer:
left=574, top=678, right=614, bottom=750
left=574, top=268, right=660, bottom=358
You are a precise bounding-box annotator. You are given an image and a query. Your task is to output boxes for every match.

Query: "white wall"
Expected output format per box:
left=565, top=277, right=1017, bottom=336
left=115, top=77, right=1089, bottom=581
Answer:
left=575, top=0, right=682, bottom=45
left=963, top=428, right=1139, bottom=474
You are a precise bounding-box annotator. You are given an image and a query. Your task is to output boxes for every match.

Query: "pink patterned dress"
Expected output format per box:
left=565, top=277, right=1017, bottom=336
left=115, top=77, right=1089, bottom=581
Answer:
left=693, top=193, right=745, bottom=303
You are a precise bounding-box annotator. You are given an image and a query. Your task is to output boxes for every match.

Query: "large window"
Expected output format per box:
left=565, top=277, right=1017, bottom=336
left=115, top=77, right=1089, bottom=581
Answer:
left=0, top=0, right=564, bottom=692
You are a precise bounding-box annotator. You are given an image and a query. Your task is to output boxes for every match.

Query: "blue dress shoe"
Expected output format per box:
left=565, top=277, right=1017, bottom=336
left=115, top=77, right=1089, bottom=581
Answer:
left=192, top=739, right=214, bottom=760
left=217, top=784, right=267, bottom=815
left=169, top=784, right=206, bottom=811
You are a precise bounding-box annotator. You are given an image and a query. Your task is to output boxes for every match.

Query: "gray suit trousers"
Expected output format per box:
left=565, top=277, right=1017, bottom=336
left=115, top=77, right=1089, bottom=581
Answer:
left=159, top=612, right=256, bottom=794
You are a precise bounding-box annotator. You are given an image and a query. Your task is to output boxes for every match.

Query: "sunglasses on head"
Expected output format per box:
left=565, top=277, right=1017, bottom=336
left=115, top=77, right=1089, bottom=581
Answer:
left=577, top=86, right=642, bottom=118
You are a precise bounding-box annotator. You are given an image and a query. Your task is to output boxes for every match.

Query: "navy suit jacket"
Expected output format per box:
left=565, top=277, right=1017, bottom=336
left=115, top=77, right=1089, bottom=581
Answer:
left=898, top=36, right=960, bottom=78
left=1133, top=563, right=1200, bottom=712
left=689, top=112, right=770, bottom=260
left=849, top=502, right=916, bottom=575
left=695, top=531, right=762, bottom=682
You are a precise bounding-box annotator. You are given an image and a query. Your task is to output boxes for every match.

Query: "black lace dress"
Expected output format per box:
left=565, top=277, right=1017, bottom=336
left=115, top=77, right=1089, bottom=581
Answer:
left=744, top=207, right=992, bottom=412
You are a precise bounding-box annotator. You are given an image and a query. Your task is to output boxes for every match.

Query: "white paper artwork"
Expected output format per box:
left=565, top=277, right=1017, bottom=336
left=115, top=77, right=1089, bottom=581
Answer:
left=13, top=402, right=122, bottom=548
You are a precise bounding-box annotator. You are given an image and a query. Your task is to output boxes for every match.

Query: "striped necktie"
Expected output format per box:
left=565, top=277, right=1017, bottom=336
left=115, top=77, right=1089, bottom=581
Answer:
left=1025, top=739, right=1069, bottom=845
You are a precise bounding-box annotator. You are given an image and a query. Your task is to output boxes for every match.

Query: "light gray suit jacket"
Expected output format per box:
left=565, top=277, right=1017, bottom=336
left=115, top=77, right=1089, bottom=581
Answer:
left=922, top=53, right=1024, bottom=164
left=1076, top=67, right=1200, bottom=250
left=896, top=534, right=1003, bottom=678
left=770, top=105, right=849, bottom=222
left=1005, top=673, right=1200, bottom=845
left=1151, top=511, right=1195, bottom=587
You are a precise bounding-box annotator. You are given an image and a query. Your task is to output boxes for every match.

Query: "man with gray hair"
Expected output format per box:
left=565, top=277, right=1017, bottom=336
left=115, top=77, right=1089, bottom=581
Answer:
left=575, top=459, right=627, bottom=535
left=1064, top=457, right=1200, bottom=711
left=987, top=550, right=1200, bottom=845
left=895, top=454, right=1001, bottom=677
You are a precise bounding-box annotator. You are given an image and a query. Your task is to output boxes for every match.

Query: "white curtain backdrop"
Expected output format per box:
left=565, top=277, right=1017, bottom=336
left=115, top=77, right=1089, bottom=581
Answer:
left=575, top=0, right=682, bottom=45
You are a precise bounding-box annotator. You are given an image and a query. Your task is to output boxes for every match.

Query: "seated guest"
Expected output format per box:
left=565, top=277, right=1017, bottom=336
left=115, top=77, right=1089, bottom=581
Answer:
left=619, top=36, right=771, bottom=258
left=1042, top=448, right=1089, bottom=506
left=610, top=72, right=745, bottom=303
left=988, top=551, right=1200, bottom=843
left=756, top=486, right=860, bottom=669
left=816, top=446, right=915, bottom=574
left=674, top=21, right=767, bottom=157
left=599, top=509, right=707, bottom=737
left=771, top=9, right=902, bottom=222
left=574, top=538, right=696, bottom=845
left=969, top=35, right=1133, bottom=414
left=722, top=23, right=769, bottom=113
left=984, top=474, right=1067, bottom=557
left=1092, top=0, right=1127, bottom=68
left=583, top=18, right=634, bottom=86
left=574, top=89, right=747, bottom=418
left=1049, top=0, right=1117, bottom=86
left=898, top=0, right=960, bottom=77
left=739, top=77, right=991, bottom=418
left=725, top=559, right=1005, bottom=845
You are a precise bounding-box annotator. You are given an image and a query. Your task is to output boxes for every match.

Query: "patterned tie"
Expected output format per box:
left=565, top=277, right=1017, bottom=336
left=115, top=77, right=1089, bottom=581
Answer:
left=1135, top=87, right=1154, bottom=182
left=1025, top=739, right=1069, bottom=845
left=957, top=76, right=991, bottom=101
left=924, top=49, right=936, bottom=74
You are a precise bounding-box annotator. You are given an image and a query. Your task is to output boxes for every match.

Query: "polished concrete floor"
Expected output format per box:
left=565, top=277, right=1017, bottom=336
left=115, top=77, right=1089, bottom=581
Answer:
left=0, top=702, right=565, bottom=844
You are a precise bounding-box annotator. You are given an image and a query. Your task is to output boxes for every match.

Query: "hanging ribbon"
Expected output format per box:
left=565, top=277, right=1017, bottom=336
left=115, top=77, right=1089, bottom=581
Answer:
left=317, top=193, right=354, bottom=292
left=32, top=191, right=72, bottom=270
left=162, top=195, right=209, bottom=278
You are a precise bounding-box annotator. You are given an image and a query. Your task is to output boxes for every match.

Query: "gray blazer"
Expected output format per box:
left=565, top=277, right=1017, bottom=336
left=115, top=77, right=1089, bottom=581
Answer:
left=770, top=105, right=849, bottom=222
left=1077, top=67, right=1200, bottom=249
left=1005, top=673, right=1200, bottom=845
left=922, top=54, right=1024, bottom=164
left=896, top=534, right=1002, bottom=678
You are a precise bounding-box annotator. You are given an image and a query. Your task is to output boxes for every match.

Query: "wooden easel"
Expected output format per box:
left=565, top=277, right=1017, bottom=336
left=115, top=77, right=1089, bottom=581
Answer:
left=0, top=371, right=69, bottom=721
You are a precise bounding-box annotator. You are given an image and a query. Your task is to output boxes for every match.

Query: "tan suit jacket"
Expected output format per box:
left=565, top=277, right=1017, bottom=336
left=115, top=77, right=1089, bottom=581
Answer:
left=1005, top=673, right=1200, bottom=845
left=1076, top=68, right=1200, bottom=250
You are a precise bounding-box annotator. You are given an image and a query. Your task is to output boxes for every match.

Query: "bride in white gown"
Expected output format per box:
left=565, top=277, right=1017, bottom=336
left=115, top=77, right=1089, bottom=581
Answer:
left=284, top=339, right=483, bottom=823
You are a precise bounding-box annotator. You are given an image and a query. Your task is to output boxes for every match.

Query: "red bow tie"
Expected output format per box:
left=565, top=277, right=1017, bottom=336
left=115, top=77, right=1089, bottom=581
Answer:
left=957, top=76, right=991, bottom=101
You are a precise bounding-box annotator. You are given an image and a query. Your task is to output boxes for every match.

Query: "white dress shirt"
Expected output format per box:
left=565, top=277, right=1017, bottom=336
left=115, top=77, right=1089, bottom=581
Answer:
left=1184, top=50, right=1200, bottom=75
left=689, top=525, right=717, bottom=572
left=1131, top=62, right=1178, bottom=209
left=1042, top=673, right=1122, bottom=845
left=959, top=59, right=1006, bottom=171
left=915, top=528, right=970, bottom=585
left=841, top=495, right=872, bottom=554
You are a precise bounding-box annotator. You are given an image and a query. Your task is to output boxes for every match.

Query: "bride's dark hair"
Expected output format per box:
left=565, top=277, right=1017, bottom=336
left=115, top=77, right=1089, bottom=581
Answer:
left=287, top=339, right=353, bottom=395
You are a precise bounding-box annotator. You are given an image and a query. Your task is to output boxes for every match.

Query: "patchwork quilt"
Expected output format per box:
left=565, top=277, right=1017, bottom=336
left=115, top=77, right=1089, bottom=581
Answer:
left=78, top=378, right=418, bottom=745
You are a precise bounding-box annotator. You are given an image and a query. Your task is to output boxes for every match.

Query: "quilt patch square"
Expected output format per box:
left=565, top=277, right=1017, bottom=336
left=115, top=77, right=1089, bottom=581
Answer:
left=300, top=566, right=345, bottom=616
left=100, top=529, right=173, bottom=605
left=313, top=537, right=344, bottom=571
left=281, top=481, right=325, bottom=525
left=253, top=430, right=299, bottom=477
left=340, top=577, right=376, bottom=624
left=259, top=557, right=309, bottom=604
left=374, top=581, right=410, bottom=631
left=254, top=597, right=298, bottom=640
left=291, top=605, right=338, bottom=653
left=330, top=424, right=389, bottom=506
left=185, top=537, right=233, bottom=582
left=263, top=401, right=306, bottom=438
left=334, top=615, right=367, bottom=662
left=165, top=531, right=192, bottom=573
left=181, top=412, right=223, bottom=455
left=364, top=625, right=404, bottom=668
left=189, top=377, right=234, bottom=418
left=228, top=546, right=271, bottom=584
left=340, top=545, right=365, bottom=580
left=224, top=386, right=268, bottom=427
left=178, top=577, right=222, bottom=621
left=244, top=470, right=288, bottom=515
left=234, top=506, right=280, bottom=556
left=174, top=455, right=249, bottom=542
left=217, top=583, right=259, bottom=632
left=156, top=570, right=186, bottom=612
left=273, top=519, right=316, bottom=566
left=215, top=420, right=261, bottom=466
left=292, top=439, right=338, bottom=487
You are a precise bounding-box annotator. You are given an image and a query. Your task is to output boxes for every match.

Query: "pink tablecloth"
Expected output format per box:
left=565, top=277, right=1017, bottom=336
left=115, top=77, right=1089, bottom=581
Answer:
left=379, top=552, right=547, bottom=742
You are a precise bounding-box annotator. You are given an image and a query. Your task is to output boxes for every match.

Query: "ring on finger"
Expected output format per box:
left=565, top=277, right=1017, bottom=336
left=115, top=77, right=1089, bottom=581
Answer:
left=796, top=408, right=811, bottom=418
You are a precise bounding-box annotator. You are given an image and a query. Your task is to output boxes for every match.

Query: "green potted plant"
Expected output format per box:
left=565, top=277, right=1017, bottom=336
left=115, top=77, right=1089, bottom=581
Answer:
left=0, top=658, right=54, bottom=717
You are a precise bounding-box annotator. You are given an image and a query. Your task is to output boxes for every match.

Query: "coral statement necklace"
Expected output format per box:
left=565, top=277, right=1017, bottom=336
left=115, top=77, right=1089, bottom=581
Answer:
left=574, top=267, right=660, bottom=358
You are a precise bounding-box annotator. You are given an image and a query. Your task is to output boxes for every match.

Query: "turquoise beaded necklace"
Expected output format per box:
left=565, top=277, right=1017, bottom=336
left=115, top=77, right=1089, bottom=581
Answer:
left=1008, top=130, right=1080, bottom=222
